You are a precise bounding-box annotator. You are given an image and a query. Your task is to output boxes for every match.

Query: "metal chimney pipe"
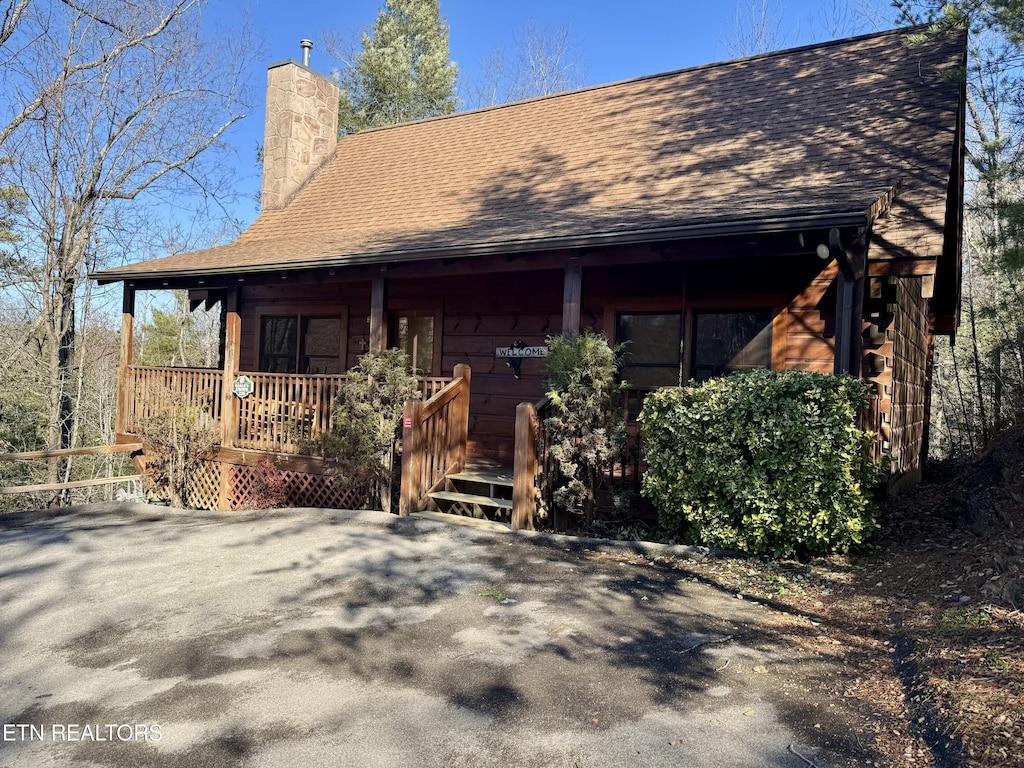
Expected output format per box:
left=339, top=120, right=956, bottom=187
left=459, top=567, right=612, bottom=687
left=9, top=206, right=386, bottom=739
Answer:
left=300, top=39, right=312, bottom=67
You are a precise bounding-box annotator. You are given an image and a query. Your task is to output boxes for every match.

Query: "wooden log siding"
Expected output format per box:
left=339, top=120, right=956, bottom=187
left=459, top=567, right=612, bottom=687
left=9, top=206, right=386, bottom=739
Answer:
left=400, top=365, right=471, bottom=515
left=888, top=277, right=930, bottom=483
left=123, top=367, right=223, bottom=435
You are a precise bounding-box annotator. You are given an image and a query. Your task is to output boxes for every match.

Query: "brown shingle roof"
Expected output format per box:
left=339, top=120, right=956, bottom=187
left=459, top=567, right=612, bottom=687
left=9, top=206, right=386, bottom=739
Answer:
left=94, top=25, right=966, bottom=281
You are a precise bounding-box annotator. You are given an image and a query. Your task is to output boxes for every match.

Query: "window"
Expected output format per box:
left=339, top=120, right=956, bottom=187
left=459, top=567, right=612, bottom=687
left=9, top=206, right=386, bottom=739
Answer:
left=392, top=307, right=440, bottom=376
left=616, top=312, right=683, bottom=388
left=260, top=316, right=343, bottom=374
left=398, top=315, right=433, bottom=375
left=690, top=310, right=772, bottom=382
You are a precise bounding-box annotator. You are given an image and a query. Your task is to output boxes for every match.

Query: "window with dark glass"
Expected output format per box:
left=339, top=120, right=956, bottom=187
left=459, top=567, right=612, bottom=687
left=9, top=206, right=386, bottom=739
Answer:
left=260, top=317, right=298, bottom=372
left=690, top=310, right=772, bottom=382
left=300, top=317, right=343, bottom=374
left=396, top=312, right=435, bottom=376
left=260, top=316, right=342, bottom=374
left=616, top=312, right=683, bottom=388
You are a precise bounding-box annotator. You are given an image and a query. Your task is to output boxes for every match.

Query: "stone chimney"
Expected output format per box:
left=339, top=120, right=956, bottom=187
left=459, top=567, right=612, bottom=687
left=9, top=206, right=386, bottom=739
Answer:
left=261, top=44, right=340, bottom=211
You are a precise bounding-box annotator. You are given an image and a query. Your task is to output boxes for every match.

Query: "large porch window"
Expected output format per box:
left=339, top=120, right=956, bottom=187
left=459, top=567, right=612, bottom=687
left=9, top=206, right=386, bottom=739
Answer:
left=260, top=315, right=344, bottom=374
left=615, top=307, right=774, bottom=388
left=616, top=312, right=683, bottom=388
left=690, top=310, right=772, bottom=382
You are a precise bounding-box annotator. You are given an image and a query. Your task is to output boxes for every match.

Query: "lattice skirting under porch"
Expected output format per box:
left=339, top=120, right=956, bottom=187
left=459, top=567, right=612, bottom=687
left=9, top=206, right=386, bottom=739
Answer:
left=227, top=462, right=368, bottom=511
left=183, top=460, right=224, bottom=510
left=177, top=459, right=369, bottom=512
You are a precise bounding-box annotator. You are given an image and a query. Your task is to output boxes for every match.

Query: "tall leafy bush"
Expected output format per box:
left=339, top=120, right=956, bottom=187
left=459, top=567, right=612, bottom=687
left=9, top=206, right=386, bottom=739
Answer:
left=136, top=386, right=217, bottom=508
left=640, top=370, right=879, bottom=556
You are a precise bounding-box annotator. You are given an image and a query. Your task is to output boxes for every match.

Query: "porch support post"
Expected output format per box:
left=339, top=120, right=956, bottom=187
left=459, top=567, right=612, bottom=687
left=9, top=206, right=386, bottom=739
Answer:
left=399, top=398, right=423, bottom=515
left=370, top=277, right=386, bottom=352
left=220, top=288, right=241, bottom=450
left=116, top=285, right=135, bottom=436
left=512, top=402, right=537, bottom=531
left=831, top=230, right=866, bottom=376
left=562, top=264, right=582, bottom=339
left=451, top=363, right=471, bottom=473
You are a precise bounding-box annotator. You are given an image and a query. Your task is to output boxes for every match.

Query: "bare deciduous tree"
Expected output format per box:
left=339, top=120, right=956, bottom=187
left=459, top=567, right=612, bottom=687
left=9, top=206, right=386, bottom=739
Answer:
left=0, top=0, right=253, bottom=500
left=722, top=0, right=791, bottom=57
left=463, top=21, right=586, bottom=110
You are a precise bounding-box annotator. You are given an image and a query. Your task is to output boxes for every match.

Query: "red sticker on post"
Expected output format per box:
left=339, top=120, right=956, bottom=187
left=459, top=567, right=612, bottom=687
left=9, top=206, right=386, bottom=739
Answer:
left=403, top=418, right=412, bottom=429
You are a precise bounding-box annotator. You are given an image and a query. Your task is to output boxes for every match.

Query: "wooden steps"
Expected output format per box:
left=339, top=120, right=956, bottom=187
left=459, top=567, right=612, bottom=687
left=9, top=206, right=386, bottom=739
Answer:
left=427, top=490, right=513, bottom=511
left=425, top=464, right=513, bottom=522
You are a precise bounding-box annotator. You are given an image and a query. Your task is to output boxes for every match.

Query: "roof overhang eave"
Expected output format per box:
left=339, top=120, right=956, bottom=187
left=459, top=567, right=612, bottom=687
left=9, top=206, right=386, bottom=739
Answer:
left=91, top=209, right=872, bottom=285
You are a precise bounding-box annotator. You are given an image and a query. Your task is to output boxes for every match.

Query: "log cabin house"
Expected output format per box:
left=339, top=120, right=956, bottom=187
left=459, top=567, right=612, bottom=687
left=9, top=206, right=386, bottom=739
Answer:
left=92, top=26, right=967, bottom=525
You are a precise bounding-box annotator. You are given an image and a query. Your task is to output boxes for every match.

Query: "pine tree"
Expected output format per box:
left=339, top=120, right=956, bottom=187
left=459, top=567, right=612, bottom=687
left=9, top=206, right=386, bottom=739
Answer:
left=339, top=0, right=458, bottom=133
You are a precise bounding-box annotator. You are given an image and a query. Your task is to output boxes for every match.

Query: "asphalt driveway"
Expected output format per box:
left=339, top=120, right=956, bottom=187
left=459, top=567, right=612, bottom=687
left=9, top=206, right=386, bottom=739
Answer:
left=0, top=505, right=880, bottom=767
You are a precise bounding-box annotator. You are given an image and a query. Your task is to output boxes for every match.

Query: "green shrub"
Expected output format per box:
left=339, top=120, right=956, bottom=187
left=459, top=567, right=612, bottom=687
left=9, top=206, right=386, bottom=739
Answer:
left=639, top=369, right=880, bottom=557
left=310, top=349, right=420, bottom=511
left=543, top=332, right=627, bottom=525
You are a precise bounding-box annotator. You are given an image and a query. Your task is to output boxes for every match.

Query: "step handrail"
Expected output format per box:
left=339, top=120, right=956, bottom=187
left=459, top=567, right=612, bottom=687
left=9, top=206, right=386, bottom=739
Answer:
left=399, top=364, right=472, bottom=515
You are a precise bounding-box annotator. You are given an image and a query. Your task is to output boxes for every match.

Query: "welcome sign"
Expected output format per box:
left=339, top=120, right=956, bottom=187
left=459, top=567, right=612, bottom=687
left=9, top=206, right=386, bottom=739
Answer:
left=495, top=346, right=548, bottom=358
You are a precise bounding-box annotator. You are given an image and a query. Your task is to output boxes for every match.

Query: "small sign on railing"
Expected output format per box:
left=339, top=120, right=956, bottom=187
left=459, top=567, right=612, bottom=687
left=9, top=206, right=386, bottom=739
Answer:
left=232, top=375, right=255, bottom=399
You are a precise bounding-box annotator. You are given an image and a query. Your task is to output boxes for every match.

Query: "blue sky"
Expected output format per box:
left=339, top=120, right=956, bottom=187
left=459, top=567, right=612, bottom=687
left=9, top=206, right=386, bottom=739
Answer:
left=209, top=0, right=895, bottom=226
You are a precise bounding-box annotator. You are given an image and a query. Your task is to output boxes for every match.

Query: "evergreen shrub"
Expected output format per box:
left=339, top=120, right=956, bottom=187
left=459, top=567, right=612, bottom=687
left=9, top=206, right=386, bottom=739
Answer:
left=639, top=369, right=880, bottom=557
left=544, top=332, right=627, bottom=525
left=311, top=349, right=420, bottom=511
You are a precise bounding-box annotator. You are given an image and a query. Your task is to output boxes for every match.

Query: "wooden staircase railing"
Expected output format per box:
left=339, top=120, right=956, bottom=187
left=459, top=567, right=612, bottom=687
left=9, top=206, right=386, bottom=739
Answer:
left=511, top=397, right=551, bottom=531
left=399, top=364, right=471, bottom=515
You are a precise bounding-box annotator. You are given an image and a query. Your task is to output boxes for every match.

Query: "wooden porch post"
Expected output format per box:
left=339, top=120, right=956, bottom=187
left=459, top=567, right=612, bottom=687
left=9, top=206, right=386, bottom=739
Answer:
left=116, top=286, right=135, bottom=437
left=370, top=277, right=386, bottom=352
left=399, top=398, right=423, bottom=515
left=562, top=264, right=582, bottom=339
left=451, top=363, right=471, bottom=472
left=220, top=288, right=241, bottom=449
left=831, top=230, right=866, bottom=376
left=512, top=402, right=537, bottom=531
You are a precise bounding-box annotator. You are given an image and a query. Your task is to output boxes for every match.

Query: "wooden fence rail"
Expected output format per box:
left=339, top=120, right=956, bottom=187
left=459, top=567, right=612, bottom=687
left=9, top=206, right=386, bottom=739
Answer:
left=123, top=367, right=454, bottom=456
left=400, top=364, right=471, bottom=515
left=0, top=442, right=144, bottom=499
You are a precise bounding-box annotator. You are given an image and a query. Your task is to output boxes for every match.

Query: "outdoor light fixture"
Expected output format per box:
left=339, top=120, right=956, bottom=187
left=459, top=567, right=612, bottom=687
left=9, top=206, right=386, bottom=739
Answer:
left=816, top=243, right=832, bottom=260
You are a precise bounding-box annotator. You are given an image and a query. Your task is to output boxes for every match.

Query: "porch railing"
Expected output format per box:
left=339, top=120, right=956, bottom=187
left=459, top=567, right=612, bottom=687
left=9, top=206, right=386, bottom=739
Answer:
left=399, top=364, right=471, bottom=515
left=121, top=366, right=223, bottom=436
left=123, top=366, right=453, bottom=456
left=232, top=372, right=347, bottom=453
